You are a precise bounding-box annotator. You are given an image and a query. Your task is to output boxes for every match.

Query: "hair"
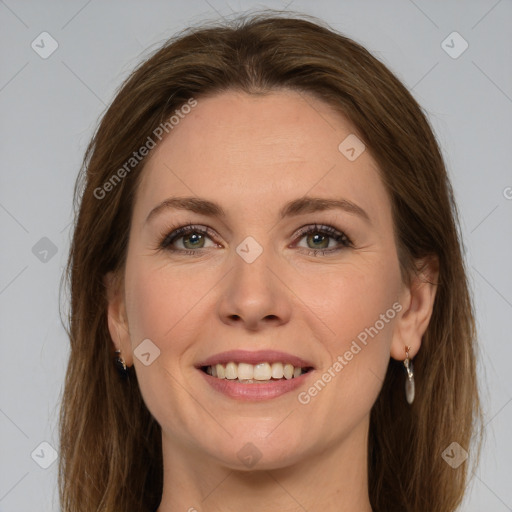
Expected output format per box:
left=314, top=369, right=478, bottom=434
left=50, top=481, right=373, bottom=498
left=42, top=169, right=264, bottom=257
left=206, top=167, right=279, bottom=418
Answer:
left=59, top=11, right=483, bottom=512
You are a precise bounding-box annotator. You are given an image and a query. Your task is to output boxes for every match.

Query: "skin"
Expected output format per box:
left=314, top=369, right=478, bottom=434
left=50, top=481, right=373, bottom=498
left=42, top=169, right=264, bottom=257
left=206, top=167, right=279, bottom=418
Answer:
left=106, top=89, right=438, bottom=512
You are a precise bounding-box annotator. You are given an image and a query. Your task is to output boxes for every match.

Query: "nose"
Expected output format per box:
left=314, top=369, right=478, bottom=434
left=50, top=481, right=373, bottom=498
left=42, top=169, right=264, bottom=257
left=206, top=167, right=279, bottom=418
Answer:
left=217, top=243, right=292, bottom=331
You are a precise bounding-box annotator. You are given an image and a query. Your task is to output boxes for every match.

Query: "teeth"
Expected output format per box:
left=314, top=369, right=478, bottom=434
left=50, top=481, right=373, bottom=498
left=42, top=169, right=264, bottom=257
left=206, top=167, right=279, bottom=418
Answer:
left=253, top=363, right=271, bottom=380
left=215, top=364, right=225, bottom=379
left=238, top=363, right=253, bottom=380
left=225, top=362, right=237, bottom=380
left=271, top=362, right=284, bottom=379
left=204, top=361, right=308, bottom=381
left=283, top=363, right=294, bottom=380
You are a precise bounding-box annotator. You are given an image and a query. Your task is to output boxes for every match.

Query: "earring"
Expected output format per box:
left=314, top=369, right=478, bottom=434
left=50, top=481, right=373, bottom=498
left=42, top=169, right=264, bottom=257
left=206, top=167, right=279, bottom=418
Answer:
left=114, top=349, right=128, bottom=378
left=403, top=346, right=415, bottom=404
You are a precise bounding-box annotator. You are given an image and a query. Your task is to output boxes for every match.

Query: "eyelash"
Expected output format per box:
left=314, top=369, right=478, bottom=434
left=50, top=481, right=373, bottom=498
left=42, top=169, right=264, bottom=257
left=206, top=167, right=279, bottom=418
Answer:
left=157, top=223, right=353, bottom=257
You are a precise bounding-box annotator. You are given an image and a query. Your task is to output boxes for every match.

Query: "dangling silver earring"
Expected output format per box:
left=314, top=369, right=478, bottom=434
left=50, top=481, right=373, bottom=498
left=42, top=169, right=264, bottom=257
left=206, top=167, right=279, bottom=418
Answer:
left=404, top=346, right=415, bottom=404
left=114, top=349, right=128, bottom=378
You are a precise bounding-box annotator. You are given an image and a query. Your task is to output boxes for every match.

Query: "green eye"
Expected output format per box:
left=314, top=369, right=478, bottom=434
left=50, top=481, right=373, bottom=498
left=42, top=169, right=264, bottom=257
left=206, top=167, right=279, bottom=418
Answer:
left=160, top=225, right=216, bottom=253
left=294, top=224, right=352, bottom=255
left=159, top=223, right=353, bottom=256
left=181, top=232, right=206, bottom=249
left=306, top=232, right=330, bottom=249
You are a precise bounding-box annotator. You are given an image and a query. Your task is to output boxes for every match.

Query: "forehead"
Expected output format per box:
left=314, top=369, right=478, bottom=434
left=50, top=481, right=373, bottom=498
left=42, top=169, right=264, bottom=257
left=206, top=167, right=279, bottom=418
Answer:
left=133, top=89, right=390, bottom=226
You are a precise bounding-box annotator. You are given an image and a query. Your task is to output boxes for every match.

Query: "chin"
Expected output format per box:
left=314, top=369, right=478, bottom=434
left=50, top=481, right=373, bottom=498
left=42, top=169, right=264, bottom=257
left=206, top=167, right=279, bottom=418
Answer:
left=202, top=428, right=312, bottom=471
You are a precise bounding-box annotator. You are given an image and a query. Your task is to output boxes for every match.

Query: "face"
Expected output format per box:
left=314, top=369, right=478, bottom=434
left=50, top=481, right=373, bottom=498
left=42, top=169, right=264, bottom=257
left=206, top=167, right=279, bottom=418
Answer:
left=107, top=89, right=419, bottom=471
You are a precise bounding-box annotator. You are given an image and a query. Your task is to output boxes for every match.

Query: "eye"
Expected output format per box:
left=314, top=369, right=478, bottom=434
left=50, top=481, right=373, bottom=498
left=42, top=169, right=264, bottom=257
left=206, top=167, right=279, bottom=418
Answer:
left=157, top=223, right=353, bottom=256
left=159, top=224, right=219, bottom=255
left=292, top=224, right=353, bottom=256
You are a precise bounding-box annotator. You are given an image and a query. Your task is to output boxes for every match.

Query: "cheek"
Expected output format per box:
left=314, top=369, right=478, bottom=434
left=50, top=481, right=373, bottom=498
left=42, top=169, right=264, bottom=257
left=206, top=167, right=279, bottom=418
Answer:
left=297, top=257, right=401, bottom=409
left=123, top=259, right=210, bottom=431
left=124, top=258, right=208, bottom=348
left=332, top=271, right=397, bottom=343
left=299, top=253, right=400, bottom=342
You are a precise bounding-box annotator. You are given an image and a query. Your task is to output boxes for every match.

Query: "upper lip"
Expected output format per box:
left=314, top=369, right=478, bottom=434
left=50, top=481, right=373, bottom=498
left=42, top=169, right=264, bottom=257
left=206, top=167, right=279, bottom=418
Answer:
left=196, top=350, right=315, bottom=369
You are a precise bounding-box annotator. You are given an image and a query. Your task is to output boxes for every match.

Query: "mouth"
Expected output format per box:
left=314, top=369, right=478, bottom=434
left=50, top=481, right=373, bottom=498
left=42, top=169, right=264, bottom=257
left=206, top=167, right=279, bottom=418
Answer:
left=200, top=362, right=314, bottom=383
left=195, top=350, right=315, bottom=400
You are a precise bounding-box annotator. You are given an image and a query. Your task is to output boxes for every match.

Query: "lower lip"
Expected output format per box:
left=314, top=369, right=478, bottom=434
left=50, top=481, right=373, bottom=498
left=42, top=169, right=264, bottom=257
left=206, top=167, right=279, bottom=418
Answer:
left=198, top=369, right=313, bottom=401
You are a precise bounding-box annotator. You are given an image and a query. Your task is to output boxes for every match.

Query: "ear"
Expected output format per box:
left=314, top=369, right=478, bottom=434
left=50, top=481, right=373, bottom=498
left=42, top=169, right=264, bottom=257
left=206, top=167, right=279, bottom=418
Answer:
left=390, top=255, right=439, bottom=361
left=104, top=271, right=133, bottom=367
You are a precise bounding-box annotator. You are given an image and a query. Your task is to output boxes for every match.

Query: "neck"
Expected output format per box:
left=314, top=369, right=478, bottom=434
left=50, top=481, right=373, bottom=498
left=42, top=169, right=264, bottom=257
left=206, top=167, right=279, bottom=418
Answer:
left=156, top=417, right=373, bottom=512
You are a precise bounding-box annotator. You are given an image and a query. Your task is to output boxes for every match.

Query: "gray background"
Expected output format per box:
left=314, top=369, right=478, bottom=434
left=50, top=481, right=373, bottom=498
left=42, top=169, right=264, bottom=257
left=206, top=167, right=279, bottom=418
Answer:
left=1, top=0, right=511, bottom=510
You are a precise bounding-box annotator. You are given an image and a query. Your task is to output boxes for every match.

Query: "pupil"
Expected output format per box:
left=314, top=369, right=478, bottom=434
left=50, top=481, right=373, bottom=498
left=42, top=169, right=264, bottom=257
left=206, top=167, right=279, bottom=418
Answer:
left=185, top=233, right=203, bottom=248
left=309, top=233, right=328, bottom=249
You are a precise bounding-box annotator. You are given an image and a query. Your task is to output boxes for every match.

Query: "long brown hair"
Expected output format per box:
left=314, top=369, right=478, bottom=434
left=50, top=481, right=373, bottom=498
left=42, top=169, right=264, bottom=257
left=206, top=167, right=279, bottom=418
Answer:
left=59, top=11, right=483, bottom=512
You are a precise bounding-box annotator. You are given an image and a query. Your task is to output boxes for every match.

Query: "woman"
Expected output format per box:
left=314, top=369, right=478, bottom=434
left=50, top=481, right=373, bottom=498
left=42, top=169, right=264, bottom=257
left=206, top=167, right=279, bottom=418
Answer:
left=59, top=12, right=483, bottom=512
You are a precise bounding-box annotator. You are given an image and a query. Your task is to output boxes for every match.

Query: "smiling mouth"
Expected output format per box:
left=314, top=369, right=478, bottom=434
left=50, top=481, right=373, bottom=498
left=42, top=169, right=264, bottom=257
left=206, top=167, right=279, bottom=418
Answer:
left=200, top=361, right=313, bottom=383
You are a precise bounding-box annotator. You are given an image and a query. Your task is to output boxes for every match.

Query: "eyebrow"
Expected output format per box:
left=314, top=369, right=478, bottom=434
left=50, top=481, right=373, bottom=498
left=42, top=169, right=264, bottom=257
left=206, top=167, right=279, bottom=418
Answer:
left=145, top=196, right=371, bottom=225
